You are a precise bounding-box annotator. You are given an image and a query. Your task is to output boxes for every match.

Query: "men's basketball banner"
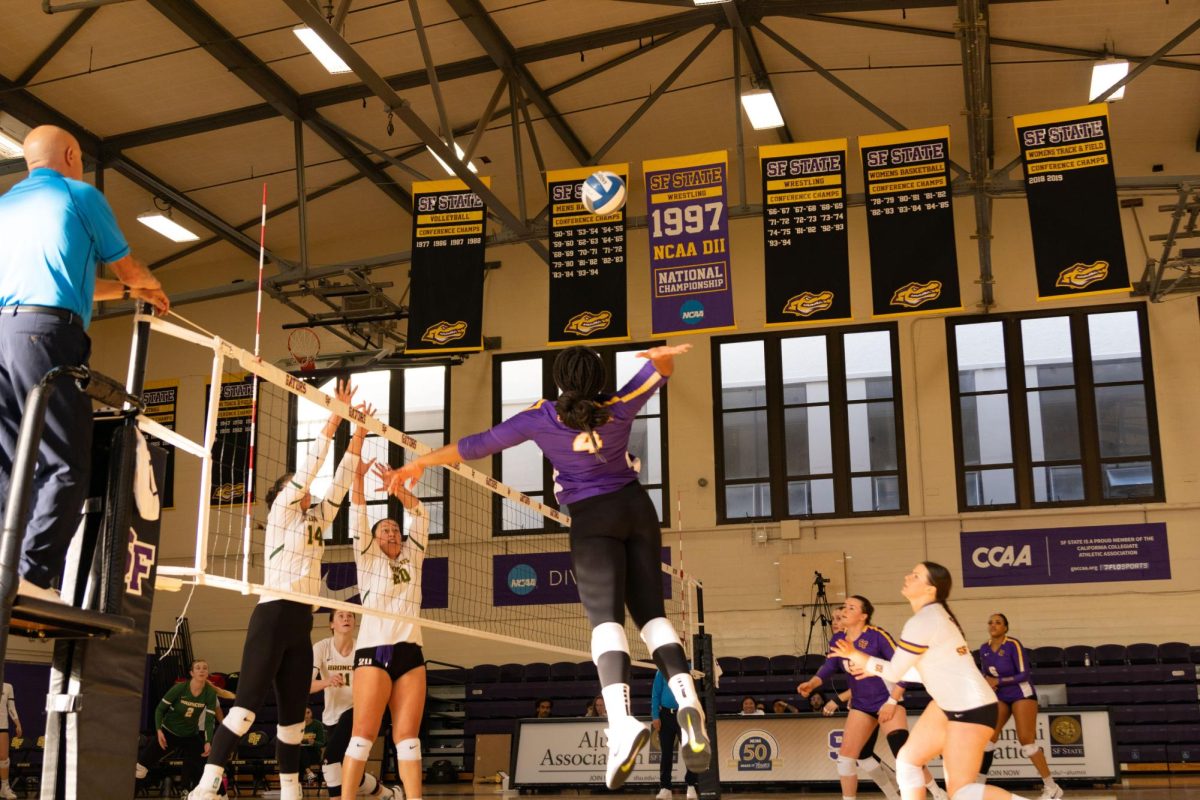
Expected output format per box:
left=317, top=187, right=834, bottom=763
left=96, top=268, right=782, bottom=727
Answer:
left=1014, top=104, right=1130, bottom=299
left=142, top=378, right=178, bottom=508
left=860, top=126, right=962, bottom=317
left=644, top=150, right=735, bottom=335
left=547, top=164, right=630, bottom=345
left=760, top=140, right=852, bottom=325
left=204, top=373, right=255, bottom=506
left=406, top=177, right=490, bottom=354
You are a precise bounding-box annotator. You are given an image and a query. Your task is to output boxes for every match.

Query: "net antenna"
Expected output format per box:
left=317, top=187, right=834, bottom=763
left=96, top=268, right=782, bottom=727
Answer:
left=287, top=327, right=321, bottom=372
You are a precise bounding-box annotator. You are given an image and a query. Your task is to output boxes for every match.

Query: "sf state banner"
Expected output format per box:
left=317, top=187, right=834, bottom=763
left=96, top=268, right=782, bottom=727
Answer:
left=405, top=177, right=491, bottom=354
left=1014, top=104, right=1130, bottom=299
left=141, top=378, right=178, bottom=508
left=761, top=140, right=851, bottom=325
left=644, top=150, right=735, bottom=335
left=547, top=164, right=630, bottom=345
left=204, top=373, right=255, bottom=507
left=860, top=126, right=962, bottom=317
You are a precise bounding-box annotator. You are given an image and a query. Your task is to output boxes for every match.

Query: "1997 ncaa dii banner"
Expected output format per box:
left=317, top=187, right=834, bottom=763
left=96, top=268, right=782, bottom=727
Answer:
left=1014, top=104, right=1130, bottom=300
left=546, top=164, right=629, bottom=345
left=860, top=126, right=962, bottom=317
left=405, top=177, right=490, bottom=354
left=644, top=150, right=734, bottom=335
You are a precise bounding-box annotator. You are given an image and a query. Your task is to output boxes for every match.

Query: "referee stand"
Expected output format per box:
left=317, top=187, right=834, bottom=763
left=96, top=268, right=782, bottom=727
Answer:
left=0, top=309, right=166, bottom=799
left=692, top=587, right=720, bottom=800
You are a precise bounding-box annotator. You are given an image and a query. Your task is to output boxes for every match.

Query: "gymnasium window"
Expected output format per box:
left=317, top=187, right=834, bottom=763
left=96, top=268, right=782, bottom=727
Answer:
left=492, top=344, right=670, bottom=535
left=947, top=304, right=1162, bottom=510
left=292, top=366, right=450, bottom=542
left=713, top=324, right=906, bottom=522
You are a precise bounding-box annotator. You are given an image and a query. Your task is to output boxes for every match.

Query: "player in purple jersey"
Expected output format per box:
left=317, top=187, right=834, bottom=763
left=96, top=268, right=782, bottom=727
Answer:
left=377, top=344, right=708, bottom=791
left=977, top=614, right=1061, bottom=799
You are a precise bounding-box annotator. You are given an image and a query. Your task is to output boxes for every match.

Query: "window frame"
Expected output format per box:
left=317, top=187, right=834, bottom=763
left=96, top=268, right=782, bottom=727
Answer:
left=490, top=342, right=671, bottom=536
left=711, top=322, right=908, bottom=524
left=946, top=301, right=1164, bottom=511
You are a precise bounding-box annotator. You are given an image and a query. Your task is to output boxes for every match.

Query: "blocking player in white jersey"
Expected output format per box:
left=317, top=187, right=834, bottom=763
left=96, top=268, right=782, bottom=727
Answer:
left=311, top=610, right=396, bottom=799
left=340, top=407, right=429, bottom=800
left=832, top=562, right=1032, bottom=800
left=191, top=380, right=359, bottom=800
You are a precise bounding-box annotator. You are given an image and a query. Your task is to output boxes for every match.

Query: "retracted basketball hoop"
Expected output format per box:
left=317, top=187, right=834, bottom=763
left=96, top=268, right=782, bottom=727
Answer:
left=287, top=327, right=320, bottom=372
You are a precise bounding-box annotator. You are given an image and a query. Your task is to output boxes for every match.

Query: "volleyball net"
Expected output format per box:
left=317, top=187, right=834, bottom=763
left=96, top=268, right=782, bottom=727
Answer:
left=140, top=313, right=700, bottom=666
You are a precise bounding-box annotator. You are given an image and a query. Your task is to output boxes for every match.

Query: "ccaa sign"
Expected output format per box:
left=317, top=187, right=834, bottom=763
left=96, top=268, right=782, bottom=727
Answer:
left=971, top=545, right=1033, bottom=569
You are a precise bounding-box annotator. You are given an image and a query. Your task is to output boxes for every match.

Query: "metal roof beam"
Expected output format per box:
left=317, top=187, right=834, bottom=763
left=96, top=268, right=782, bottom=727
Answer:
left=957, top=0, right=995, bottom=309
left=15, top=8, right=98, bottom=86
left=723, top=2, right=792, bottom=143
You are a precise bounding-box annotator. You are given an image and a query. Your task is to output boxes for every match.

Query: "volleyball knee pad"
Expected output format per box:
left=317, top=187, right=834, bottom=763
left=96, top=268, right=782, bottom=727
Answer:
left=983, top=741, right=997, bottom=753
left=134, top=763, right=147, bottom=779
left=591, top=622, right=629, bottom=660
left=886, top=729, right=909, bottom=757
left=1020, top=743, right=1041, bottom=758
left=396, top=737, right=422, bottom=761
left=837, top=755, right=858, bottom=777
left=321, top=762, right=342, bottom=788
left=639, top=617, right=682, bottom=653
left=346, top=736, right=373, bottom=763
left=952, top=783, right=987, bottom=800
left=895, top=758, right=925, bottom=790
left=358, top=772, right=379, bottom=794
left=276, top=722, right=304, bottom=745
left=223, top=707, right=256, bottom=737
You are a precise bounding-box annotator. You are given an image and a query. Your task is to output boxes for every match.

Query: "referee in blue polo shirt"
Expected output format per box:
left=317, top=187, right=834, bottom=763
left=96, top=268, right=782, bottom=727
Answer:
left=0, top=125, right=169, bottom=602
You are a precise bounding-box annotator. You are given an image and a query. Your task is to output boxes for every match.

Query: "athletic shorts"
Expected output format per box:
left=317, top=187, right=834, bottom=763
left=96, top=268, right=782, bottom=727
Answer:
left=946, top=702, right=999, bottom=728
left=355, top=641, right=424, bottom=681
left=996, top=683, right=1037, bottom=705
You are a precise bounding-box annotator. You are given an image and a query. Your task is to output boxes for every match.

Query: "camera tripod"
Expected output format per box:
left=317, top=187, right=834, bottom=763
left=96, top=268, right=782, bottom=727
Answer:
left=803, top=571, right=836, bottom=657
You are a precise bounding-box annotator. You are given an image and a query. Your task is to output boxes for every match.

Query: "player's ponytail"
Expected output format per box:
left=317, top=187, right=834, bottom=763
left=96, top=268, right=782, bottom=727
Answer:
left=553, top=347, right=611, bottom=459
left=850, top=595, right=874, bottom=624
left=265, top=471, right=294, bottom=506
left=921, top=561, right=964, bottom=636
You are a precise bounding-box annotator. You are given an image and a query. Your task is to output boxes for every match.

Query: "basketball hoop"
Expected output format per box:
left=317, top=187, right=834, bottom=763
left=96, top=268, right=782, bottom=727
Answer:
left=287, top=327, right=320, bottom=372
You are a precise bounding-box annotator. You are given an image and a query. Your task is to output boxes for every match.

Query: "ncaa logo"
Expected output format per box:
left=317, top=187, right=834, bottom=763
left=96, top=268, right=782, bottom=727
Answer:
left=507, top=564, right=537, bottom=595
left=733, top=730, right=778, bottom=772
left=971, top=545, right=1033, bottom=568
left=680, top=299, right=705, bottom=324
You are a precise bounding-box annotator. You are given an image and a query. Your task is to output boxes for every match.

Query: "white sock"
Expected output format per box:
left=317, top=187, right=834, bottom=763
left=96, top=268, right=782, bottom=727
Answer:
left=602, top=682, right=632, bottom=722
left=1044, top=777, right=1057, bottom=787
left=359, top=771, right=379, bottom=795
left=279, top=772, right=301, bottom=800
left=200, top=764, right=225, bottom=792
left=667, top=672, right=700, bottom=709
left=927, top=780, right=939, bottom=790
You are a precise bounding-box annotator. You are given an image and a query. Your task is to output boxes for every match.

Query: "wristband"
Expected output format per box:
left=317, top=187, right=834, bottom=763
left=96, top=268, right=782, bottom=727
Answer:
left=884, top=697, right=899, bottom=706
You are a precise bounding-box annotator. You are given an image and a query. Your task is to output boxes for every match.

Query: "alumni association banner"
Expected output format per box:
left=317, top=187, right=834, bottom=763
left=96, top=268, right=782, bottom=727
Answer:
left=860, top=126, right=962, bottom=317
left=1014, top=104, right=1130, bottom=300
left=405, top=177, right=490, bottom=354
left=546, top=164, right=630, bottom=345
left=644, top=150, right=735, bottom=335
left=760, top=140, right=852, bottom=325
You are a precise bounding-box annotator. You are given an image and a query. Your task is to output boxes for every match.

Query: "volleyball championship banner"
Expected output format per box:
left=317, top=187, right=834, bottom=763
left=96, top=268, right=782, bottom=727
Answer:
left=141, top=378, right=178, bottom=508
left=406, top=177, right=491, bottom=354
left=204, top=373, right=255, bottom=506
left=644, top=150, right=735, bottom=335
left=760, top=140, right=852, bottom=325
left=1014, top=104, right=1131, bottom=299
left=547, top=164, right=630, bottom=345
left=860, top=126, right=962, bottom=317
left=960, top=522, right=1170, bottom=588
left=494, top=549, right=671, bottom=607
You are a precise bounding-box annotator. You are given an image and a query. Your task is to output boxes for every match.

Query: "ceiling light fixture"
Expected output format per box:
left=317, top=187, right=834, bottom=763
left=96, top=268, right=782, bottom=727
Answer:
left=740, top=88, right=785, bottom=130
left=692, top=0, right=732, bottom=5
left=293, top=25, right=352, bottom=75
left=427, top=140, right=478, bottom=176
left=0, top=129, right=23, bottom=159
left=138, top=210, right=200, bottom=243
left=1090, top=58, right=1130, bottom=102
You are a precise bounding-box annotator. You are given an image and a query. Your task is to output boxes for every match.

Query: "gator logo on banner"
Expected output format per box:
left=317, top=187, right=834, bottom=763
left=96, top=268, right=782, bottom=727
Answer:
left=890, top=280, right=943, bottom=309
left=782, top=291, right=835, bottom=318
left=563, top=310, right=613, bottom=337
left=422, top=320, right=468, bottom=345
left=1055, top=260, right=1109, bottom=290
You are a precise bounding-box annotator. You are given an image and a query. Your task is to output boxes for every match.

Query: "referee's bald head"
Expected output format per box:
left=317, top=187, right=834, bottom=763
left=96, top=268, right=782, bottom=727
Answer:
left=24, top=125, right=85, bottom=181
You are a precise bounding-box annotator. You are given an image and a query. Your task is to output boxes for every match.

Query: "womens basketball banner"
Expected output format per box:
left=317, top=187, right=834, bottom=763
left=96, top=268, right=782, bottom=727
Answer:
left=760, top=140, right=852, bottom=325
left=405, top=177, right=491, bottom=354
left=141, top=378, right=178, bottom=508
left=644, top=150, right=735, bottom=335
left=1014, top=105, right=1130, bottom=299
left=204, top=373, right=255, bottom=506
left=859, top=126, right=962, bottom=317
left=546, top=164, right=630, bottom=345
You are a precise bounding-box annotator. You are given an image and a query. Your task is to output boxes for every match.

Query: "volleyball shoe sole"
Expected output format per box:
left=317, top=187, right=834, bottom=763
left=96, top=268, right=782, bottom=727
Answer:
left=605, top=716, right=652, bottom=790
left=677, top=705, right=712, bottom=773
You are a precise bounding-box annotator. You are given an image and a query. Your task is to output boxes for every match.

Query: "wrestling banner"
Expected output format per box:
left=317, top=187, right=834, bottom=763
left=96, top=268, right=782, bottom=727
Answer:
left=141, top=378, right=178, bottom=508
left=644, top=150, right=735, bottom=335
left=405, top=177, right=490, bottom=354
left=1014, top=104, right=1130, bottom=299
left=860, top=126, right=962, bottom=317
left=761, top=140, right=852, bottom=325
left=547, top=164, right=630, bottom=345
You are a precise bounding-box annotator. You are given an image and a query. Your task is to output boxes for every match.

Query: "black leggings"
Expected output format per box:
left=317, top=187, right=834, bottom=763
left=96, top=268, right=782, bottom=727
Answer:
left=323, top=708, right=354, bottom=764
left=138, top=729, right=206, bottom=789
left=568, top=481, right=665, bottom=628
left=207, top=600, right=314, bottom=773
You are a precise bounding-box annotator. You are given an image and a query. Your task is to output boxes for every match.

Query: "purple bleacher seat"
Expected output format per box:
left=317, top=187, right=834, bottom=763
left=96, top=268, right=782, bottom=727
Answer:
left=715, top=696, right=744, bottom=714
left=427, top=667, right=468, bottom=686
left=524, top=662, right=551, bottom=681
left=498, top=663, right=525, bottom=683
left=1067, top=685, right=1131, bottom=705
left=1088, top=665, right=1133, bottom=685
left=769, top=655, right=799, bottom=675
left=464, top=718, right=515, bottom=735
left=1109, top=705, right=1140, bottom=725
left=549, top=661, right=577, bottom=681
left=576, top=661, right=598, bottom=680
left=1034, top=667, right=1069, bottom=685
left=1063, top=645, right=1094, bottom=667
left=741, top=656, right=770, bottom=675
left=1165, top=704, right=1200, bottom=724
left=1158, top=642, right=1191, bottom=664
left=1126, top=643, right=1159, bottom=665
left=1192, top=645, right=1200, bottom=664
left=471, top=664, right=500, bottom=683
left=716, top=656, right=742, bottom=677
left=1167, top=724, right=1200, bottom=744
left=801, top=653, right=826, bottom=673
left=1094, top=644, right=1127, bottom=666
left=631, top=664, right=655, bottom=680
left=1117, top=744, right=1166, bottom=763
left=1167, top=744, right=1200, bottom=763
left=1031, top=646, right=1064, bottom=668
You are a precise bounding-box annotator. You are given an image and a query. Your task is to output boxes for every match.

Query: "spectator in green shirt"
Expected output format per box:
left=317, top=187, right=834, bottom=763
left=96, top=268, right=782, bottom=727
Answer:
left=135, top=659, right=219, bottom=791
left=301, top=706, right=326, bottom=785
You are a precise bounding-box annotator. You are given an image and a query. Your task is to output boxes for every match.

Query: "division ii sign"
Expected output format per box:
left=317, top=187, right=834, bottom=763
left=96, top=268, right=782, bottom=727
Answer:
left=1014, top=104, right=1130, bottom=300
left=644, top=150, right=735, bottom=335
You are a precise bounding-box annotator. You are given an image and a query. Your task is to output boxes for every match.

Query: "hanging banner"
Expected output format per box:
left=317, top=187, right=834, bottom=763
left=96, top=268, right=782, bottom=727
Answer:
left=644, top=150, right=735, bottom=335
left=860, top=126, right=962, bottom=317
left=204, top=373, right=255, bottom=507
left=141, top=378, right=178, bottom=508
left=760, top=140, right=852, bottom=325
left=405, top=177, right=491, bottom=354
left=1014, top=104, right=1130, bottom=299
left=546, top=164, right=630, bottom=345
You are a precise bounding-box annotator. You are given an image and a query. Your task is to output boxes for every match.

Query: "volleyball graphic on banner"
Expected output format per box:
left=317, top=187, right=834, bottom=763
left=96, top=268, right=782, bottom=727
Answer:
left=581, top=170, right=627, bottom=215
